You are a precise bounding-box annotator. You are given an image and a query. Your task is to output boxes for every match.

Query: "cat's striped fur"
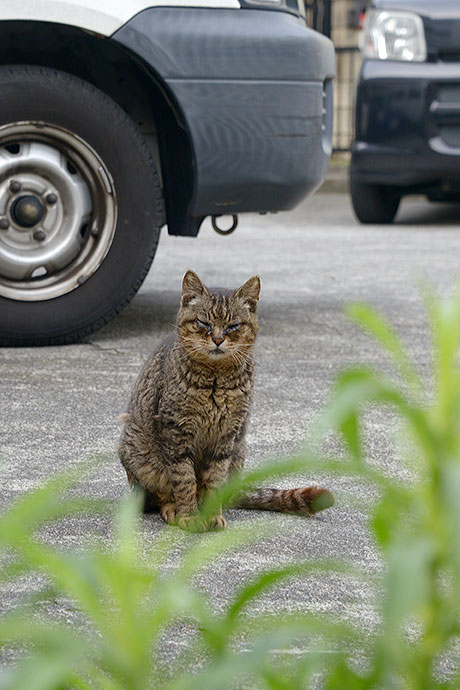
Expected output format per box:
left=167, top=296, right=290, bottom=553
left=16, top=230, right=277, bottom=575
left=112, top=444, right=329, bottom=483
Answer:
left=118, top=271, right=333, bottom=532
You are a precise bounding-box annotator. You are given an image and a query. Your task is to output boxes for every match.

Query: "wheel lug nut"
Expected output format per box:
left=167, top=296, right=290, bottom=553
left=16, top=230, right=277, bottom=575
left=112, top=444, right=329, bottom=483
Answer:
left=33, top=229, right=46, bottom=242
left=9, top=180, right=21, bottom=193
left=0, top=218, right=9, bottom=230
left=46, top=193, right=57, bottom=205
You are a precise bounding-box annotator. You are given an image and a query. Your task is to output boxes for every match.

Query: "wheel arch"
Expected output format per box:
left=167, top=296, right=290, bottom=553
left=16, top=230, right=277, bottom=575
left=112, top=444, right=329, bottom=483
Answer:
left=0, top=19, right=197, bottom=236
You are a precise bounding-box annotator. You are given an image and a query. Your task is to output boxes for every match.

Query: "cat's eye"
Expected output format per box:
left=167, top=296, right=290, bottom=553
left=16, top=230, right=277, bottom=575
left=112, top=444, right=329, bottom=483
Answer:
left=224, top=323, right=241, bottom=334
left=196, top=319, right=211, bottom=332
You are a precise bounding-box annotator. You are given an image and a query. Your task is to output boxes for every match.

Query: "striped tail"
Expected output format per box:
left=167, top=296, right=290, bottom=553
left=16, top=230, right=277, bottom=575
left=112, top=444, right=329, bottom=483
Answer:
left=235, top=487, right=334, bottom=515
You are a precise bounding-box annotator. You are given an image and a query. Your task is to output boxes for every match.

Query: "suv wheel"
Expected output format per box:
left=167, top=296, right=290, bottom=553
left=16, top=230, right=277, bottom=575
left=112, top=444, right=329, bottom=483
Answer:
left=0, top=65, right=163, bottom=345
left=350, top=178, right=401, bottom=224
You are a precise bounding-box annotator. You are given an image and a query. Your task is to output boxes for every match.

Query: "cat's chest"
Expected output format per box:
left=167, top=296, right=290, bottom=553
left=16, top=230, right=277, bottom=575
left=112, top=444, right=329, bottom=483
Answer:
left=175, top=382, right=249, bottom=437
left=187, top=385, right=245, bottom=420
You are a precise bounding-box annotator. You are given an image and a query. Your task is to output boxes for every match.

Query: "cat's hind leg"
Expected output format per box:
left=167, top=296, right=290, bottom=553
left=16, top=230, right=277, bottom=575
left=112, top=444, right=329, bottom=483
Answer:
left=119, top=433, right=174, bottom=514
left=123, top=465, right=164, bottom=514
left=119, top=429, right=208, bottom=531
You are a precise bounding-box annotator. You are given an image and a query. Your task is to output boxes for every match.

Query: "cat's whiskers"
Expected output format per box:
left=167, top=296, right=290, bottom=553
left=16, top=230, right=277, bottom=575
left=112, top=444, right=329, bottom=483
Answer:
left=176, top=340, right=203, bottom=362
left=179, top=347, right=202, bottom=362
left=230, top=349, right=250, bottom=368
left=234, top=344, right=251, bottom=358
left=229, top=351, right=241, bottom=367
left=235, top=347, right=260, bottom=368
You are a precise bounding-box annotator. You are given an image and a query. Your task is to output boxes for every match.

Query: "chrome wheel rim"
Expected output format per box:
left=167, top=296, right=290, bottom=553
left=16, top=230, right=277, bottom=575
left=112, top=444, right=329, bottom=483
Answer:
left=0, top=122, right=117, bottom=301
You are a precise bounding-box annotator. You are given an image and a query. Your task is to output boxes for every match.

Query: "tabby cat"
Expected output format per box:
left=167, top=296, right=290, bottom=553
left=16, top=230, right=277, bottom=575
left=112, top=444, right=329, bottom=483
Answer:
left=118, top=270, right=334, bottom=532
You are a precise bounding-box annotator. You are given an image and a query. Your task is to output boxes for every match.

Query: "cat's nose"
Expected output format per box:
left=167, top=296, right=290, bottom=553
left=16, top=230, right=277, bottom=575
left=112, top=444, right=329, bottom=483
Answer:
left=212, top=334, right=225, bottom=346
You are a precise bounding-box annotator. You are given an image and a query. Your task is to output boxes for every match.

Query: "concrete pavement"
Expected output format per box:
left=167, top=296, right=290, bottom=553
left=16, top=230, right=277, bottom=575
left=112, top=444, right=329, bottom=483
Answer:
left=2, top=192, right=460, bottom=666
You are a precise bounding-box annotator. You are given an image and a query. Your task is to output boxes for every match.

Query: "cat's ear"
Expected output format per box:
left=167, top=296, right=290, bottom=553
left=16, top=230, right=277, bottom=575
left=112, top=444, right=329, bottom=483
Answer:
left=181, top=270, right=209, bottom=307
left=234, top=276, right=260, bottom=313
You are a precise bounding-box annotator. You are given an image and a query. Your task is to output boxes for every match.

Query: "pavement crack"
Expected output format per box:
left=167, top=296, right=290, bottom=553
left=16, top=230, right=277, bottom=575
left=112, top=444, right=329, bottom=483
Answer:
left=85, top=340, right=127, bottom=356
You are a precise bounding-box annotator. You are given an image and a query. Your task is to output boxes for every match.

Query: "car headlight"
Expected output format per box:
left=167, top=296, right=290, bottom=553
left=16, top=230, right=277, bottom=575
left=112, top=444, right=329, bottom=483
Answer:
left=360, top=9, right=427, bottom=62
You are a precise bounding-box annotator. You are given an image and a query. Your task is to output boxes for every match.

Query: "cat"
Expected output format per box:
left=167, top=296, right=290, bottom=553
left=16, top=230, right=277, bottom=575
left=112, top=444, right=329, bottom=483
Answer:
left=118, top=270, right=334, bottom=532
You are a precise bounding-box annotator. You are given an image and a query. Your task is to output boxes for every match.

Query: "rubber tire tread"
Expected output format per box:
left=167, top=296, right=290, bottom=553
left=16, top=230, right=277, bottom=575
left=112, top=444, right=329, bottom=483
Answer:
left=0, top=65, right=163, bottom=346
left=350, top=177, right=401, bottom=224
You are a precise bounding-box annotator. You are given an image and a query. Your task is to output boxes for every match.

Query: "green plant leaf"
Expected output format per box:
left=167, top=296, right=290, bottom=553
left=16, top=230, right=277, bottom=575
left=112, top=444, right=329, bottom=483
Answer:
left=0, top=616, right=92, bottom=690
left=372, top=485, right=413, bottom=548
left=383, top=533, right=435, bottom=637
left=176, top=520, right=270, bottom=582
left=0, top=457, right=108, bottom=548
left=440, top=460, right=460, bottom=570
left=346, top=302, right=422, bottom=392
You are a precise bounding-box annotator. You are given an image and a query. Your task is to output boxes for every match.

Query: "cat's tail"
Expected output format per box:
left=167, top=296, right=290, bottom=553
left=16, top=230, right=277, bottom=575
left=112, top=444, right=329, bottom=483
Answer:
left=234, top=487, right=334, bottom=515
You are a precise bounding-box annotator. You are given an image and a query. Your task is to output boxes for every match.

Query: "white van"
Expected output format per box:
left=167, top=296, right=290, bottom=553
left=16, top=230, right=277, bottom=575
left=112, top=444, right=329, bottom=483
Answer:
left=0, top=1, right=334, bottom=344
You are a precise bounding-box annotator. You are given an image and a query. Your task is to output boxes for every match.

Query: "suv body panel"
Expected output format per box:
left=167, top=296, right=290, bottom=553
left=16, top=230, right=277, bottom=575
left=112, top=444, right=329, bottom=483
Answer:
left=351, top=0, right=460, bottom=198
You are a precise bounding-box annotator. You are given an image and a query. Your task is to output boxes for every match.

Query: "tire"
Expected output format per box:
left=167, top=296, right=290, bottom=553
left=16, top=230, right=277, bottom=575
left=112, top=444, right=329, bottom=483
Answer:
left=0, top=65, right=163, bottom=345
left=350, top=177, right=401, bottom=224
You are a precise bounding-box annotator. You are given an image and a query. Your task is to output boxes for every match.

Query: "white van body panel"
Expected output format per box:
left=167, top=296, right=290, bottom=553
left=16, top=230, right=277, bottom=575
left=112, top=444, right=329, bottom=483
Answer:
left=0, top=0, right=240, bottom=36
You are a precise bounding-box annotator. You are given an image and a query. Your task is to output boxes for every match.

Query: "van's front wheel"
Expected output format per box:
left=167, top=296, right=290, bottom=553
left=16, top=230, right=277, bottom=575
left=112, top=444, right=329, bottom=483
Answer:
left=0, top=65, right=163, bottom=345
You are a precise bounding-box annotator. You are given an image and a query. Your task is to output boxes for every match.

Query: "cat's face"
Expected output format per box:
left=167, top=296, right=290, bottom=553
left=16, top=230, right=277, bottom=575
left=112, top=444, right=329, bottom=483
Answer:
left=177, top=271, right=260, bottom=366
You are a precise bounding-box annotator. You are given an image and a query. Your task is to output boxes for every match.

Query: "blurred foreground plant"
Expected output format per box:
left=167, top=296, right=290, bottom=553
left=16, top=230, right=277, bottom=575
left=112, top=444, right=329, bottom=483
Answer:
left=2, top=289, right=460, bottom=689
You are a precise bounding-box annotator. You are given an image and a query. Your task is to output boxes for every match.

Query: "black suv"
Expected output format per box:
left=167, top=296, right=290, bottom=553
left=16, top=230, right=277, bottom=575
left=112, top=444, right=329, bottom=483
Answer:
left=350, top=0, right=460, bottom=223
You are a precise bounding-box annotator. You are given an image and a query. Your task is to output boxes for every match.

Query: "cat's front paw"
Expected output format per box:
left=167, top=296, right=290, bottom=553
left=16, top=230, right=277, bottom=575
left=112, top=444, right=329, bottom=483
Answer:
left=207, top=515, right=227, bottom=531
left=176, top=515, right=208, bottom=533
left=160, top=503, right=177, bottom=524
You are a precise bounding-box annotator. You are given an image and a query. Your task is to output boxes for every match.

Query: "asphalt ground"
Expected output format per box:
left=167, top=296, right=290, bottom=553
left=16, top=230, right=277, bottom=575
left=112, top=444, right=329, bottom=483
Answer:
left=2, top=192, right=460, bottom=672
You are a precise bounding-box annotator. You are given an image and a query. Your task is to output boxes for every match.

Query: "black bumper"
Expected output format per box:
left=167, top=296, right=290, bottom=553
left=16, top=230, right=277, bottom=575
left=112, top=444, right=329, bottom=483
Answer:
left=351, top=59, right=460, bottom=193
left=113, top=8, right=335, bottom=229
